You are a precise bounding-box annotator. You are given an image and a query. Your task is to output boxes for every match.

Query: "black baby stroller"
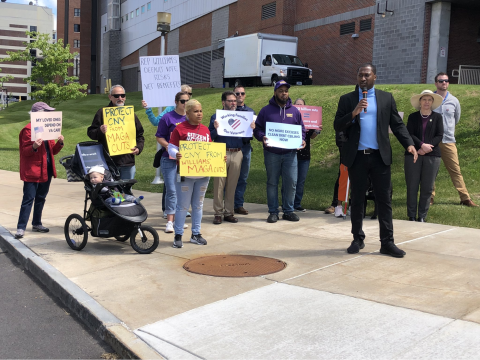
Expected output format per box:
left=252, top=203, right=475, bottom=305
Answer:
left=59, top=141, right=159, bottom=254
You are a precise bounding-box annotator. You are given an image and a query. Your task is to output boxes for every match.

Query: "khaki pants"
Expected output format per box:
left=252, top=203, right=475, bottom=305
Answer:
left=214, top=150, right=243, bottom=216
left=432, top=142, right=470, bottom=202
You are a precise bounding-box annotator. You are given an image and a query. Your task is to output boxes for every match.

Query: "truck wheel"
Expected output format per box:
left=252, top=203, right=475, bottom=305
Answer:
left=234, top=79, right=242, bottom=88
left=271, top=75, right=278, bottom=87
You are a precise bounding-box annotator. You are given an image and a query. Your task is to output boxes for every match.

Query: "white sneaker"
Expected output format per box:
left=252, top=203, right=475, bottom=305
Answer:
left=334, top=205, right=344, bottom=218
left=165, top=221, right=174, bottom=233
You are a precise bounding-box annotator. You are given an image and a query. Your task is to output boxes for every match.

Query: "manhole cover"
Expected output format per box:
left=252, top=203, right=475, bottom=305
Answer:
left=183, top=255, right=286, bottom=277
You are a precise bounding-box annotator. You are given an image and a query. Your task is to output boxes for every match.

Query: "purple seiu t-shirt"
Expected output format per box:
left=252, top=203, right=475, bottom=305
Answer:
left=155, top=110, right=186, bottom=157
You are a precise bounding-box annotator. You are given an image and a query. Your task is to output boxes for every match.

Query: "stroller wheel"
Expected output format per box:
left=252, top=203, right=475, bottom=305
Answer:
left=114, top=234, right=130, bottom=242
left=130, top=225, right=159, bottom=254
left=65, top=214, right=88, bottom=251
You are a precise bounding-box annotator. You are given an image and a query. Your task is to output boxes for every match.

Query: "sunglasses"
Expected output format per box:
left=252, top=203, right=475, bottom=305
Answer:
left=112, top=94, right=126, bottom=98
left=437, top=79, right=449, bottom=83
left=178, top=99, right=188, bottom=104
left=187, top=92, right=193, bottom=96
left=235, top=92, right=245, bottom=96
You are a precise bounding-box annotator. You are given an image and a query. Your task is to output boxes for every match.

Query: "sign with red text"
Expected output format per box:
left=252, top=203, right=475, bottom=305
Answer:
left=31, top=111, right=62, bottom=141
left=178, top=141, right=226, bottom=177
left=294, top=105, right=322, bottom=130
left=103, top=106, right=137, bottom=156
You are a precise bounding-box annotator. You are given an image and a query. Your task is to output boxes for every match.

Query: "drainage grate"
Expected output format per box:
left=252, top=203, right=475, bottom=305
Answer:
left=183, top=255, right=286, bottom=277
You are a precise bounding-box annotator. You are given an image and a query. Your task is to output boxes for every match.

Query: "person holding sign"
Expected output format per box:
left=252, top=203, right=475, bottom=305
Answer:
left=156, top=92, right=189, bottom=233
left=168, top=99, right=211, bottom=249
left=208, top=91, right=247, bottom=225
left=142, top=84, right=193, bottom=126
left=253, top=81, right=306, bottom=223
left=15, top=102, right=65, bottom=239
left=88, top=85, right=145, bottom=180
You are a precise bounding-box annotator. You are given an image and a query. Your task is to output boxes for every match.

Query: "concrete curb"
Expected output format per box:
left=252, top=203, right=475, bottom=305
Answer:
left=0, top=225, right=163, bottom=360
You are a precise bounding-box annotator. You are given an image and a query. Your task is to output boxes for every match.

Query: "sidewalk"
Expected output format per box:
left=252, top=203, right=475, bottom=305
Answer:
left=1, top=169, right=480, bottom=359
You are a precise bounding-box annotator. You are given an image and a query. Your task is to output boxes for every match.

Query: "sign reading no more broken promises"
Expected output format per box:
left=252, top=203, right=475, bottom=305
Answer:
left=139, top=55, right=181, bottom=108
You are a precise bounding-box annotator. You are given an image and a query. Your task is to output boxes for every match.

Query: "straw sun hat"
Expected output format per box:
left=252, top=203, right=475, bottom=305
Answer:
left=410, top=90, right=443, bottom=111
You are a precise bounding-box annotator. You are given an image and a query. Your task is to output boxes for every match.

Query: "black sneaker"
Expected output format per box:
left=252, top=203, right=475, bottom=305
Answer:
left=294, top=207, right=306, bottom=212
left=380, top=241, right=405, bottom=258
left=267, top=213, right=279, bottom=223
left=282, top=212, right=299, bottom=221
left=347, top=239, right=365, bottom=254
left=190, top=233, right=207, bottom=245
left=173, top=234, right=183, bottom=248
left=32, top=225, right=49, bottom=233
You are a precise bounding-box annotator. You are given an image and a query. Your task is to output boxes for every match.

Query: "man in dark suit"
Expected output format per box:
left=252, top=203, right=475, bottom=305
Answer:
left=334, top=64, right=418, bottom=258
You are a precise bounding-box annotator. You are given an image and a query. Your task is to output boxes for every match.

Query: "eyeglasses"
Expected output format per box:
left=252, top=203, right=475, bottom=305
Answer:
left=178, top=99, right=188, bottom=104
left=112, top=94, right=126, bottom=98
left=437, top=79, right=449, bottom=83
left=235, top=92, right=245, bottom=96
left=187, top=92, right=193, bottom=96
left=225, top=99, right=237, bottom=103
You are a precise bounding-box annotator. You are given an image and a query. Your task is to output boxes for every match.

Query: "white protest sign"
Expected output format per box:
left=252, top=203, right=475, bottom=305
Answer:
left=215, top=110, right=254, bottom=137
left=266, top=122, right=302, bottom=149
left=139, top=55, right=181, bottom=107
left=31, top=111, right=62, bottom=141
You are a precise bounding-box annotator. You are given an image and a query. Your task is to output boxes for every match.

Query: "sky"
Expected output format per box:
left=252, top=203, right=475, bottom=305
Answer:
left=5, top=0, right=57, bottom=28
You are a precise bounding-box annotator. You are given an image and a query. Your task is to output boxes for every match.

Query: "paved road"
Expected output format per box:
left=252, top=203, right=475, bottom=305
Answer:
left=0, top=248, right=115, bottom=359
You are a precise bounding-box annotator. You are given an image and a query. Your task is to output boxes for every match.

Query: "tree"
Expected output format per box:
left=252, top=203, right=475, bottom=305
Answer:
left=0, top=31, right=88, bottom=106
left=0, top=68, right=13, bottom=86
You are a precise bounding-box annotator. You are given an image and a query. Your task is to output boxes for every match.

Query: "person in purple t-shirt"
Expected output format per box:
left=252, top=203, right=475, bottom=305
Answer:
left=155, top=92, right=189, bottom=234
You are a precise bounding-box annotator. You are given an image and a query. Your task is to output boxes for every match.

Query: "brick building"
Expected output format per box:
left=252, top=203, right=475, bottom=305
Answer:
left=57, top=0, right=480, bottom=93
left=0, top=2, right=54, bottom=100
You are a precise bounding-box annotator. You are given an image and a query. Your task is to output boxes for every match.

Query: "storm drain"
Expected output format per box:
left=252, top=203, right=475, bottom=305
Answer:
left=183, top=255, right=286, bottom=277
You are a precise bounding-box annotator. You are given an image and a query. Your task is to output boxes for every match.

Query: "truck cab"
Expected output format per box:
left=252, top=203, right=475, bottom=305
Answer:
left=261, top=54, right=312, bottom=86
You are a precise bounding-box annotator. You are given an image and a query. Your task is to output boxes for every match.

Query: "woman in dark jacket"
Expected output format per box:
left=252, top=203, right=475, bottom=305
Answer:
left=405, top=90, right=444, bottom=222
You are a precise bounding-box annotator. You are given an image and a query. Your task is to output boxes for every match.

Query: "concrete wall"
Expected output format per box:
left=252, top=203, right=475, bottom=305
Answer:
left=373, top=0, right=427, bottom=84
left=102, top=30, right=122, bottom=88
left=211, top=6, right=229, bottom=88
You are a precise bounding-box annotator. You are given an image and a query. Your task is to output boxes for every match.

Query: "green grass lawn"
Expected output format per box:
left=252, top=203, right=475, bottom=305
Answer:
left=1, top=84, right=479, bottom=228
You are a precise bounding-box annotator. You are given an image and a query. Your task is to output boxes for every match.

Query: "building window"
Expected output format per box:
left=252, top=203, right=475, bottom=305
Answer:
left=147, top=2, right=151, bottom=11
left=74, top=24, right=80, bottom=32
left=74, top=8, right=80, bottom=17
left=141, top=5, right=145, bottom=13
left=136, top=8, right=140, bottom=16
left=261, top=2, right=276, bottom=20
left=74, top=39, right=80, bottom=48
left=125, top=14, right=128, bottom=21
left=30, top=25, right=37, bottom=32
left=360, top=19, right=372, bottom=32
left=340, top=22, right=355, bottom=35
left=130, top=11, right=134, bottom=19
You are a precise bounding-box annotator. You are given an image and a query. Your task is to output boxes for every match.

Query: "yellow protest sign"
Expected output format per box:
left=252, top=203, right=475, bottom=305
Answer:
left=178, top=141, right=226, bottom=177
left=103, top=106, right=137, bottom=156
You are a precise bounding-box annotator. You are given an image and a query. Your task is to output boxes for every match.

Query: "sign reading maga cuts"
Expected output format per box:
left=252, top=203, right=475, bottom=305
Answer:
left=103, top=106, right=137, bottom=156
left=178, top=141, right=226, bottom=177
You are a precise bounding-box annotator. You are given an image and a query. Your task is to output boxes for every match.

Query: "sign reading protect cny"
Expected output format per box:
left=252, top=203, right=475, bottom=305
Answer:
left=103, top=106, right=137, bottom=156
left=178, top=141, right=226, bottom=177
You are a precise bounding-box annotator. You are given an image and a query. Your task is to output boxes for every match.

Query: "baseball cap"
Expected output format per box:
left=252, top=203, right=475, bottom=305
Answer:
left=274, top=80, right=291, bottom=91
left=30, top=102, right=56, bottom=113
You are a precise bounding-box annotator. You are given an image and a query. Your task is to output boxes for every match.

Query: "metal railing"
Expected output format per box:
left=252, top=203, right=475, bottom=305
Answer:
left=452, top=65, right=480, bottom=85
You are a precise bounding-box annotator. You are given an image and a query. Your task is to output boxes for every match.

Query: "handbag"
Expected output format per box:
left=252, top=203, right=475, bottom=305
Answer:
left=153, top=147, right=165, bottom=168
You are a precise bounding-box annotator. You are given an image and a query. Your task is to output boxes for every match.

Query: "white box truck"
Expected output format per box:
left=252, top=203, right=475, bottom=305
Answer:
left=223, top=33, right=313, bottom=87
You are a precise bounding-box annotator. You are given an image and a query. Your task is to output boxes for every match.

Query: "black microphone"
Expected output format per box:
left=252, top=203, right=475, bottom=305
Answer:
left=362, top=87, right=368, bottom=113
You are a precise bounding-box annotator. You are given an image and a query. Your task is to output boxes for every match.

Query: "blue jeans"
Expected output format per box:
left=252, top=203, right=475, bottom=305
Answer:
left=174, top=177, right=210, bottom=236
left=234, top=143, right=252, bottom=209
left=119, top=165, right=136, bottom=180
left=264, top=150, right=297, bottom=214
left=160, top=157, right=177, bottom=215
left=294, top=159, right=310, bottom=208
left=17, top=178, right=52, bottom=230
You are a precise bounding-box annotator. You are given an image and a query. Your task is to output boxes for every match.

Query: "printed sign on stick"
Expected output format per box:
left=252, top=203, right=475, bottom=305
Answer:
left=215, top=110, right=254, bottom=137
left=265, top=123, right=302, bottom=149
left=31, top=111, right=62, bottom=141
left=178, top=141, right=226, bottom=177
left=294, top=105, right=322, bottom=130
left=103, top=106, right=137, bottom=156
left=139, top=55, right=181, bottom=107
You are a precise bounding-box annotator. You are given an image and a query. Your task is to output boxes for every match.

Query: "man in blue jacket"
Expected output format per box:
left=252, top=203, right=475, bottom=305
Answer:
left=254, top=81, right=306, bottom=223
left=209, top=91, right=244, bottom=225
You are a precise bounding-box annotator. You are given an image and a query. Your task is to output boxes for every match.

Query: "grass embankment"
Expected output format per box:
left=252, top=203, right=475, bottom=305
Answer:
left=0, top=85, right=479, bottom=228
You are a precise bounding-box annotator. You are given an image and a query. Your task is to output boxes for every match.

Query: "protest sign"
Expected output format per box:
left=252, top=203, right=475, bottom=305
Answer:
left=294, top=105, right=322, bottom=130
left=266, top=123, right=302, bottom=149
left=31, top=111, right=62, bottom=141
left=215, top=110, right=254, bottom=137
left=139, top=55, right=181, bottom=107
left=103, top=106, right=137, bottom=156
left=178, top=141, right=226, bottom=177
